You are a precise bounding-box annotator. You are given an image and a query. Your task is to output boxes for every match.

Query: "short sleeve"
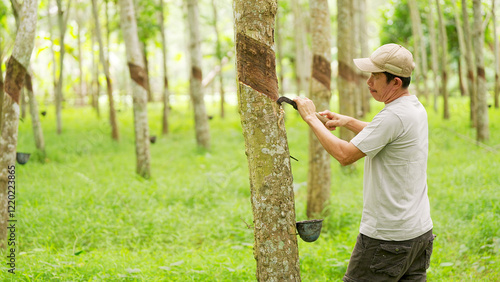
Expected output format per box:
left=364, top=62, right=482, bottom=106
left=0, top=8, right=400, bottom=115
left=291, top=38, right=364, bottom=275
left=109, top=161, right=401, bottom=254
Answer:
left=350, top=110, right=404, bottom=158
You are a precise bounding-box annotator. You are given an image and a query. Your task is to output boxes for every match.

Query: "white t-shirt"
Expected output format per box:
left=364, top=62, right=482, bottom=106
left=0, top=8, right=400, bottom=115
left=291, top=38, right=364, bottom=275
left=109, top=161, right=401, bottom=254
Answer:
left=351, top=95, right=433, bottom=241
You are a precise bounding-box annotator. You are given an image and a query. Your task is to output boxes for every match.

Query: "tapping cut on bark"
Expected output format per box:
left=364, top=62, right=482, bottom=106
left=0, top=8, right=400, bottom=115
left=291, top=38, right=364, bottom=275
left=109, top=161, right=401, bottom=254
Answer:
left=4, top=56, right=27, bottom=104
left=25, top=72, right=33, bottom=92
left=312, top=54, right=331, bottom=90
left=338, top=60, right=357, bottom=83
left=236, top=32, right=279, bottom=101
left=128, top=62, right=148, bottom=90
left=191, top=66, right=202, bottom=81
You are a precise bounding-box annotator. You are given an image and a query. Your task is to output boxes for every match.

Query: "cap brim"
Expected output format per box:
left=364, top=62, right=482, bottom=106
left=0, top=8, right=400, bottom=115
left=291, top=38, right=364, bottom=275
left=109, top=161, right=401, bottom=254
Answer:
left=353, top=58, right=384, bottom=73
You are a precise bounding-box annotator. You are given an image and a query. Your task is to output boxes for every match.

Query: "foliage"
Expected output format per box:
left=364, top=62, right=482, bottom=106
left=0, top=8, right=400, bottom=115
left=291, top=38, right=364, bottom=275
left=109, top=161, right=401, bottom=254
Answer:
left=3, top=97, right=499, bottom=280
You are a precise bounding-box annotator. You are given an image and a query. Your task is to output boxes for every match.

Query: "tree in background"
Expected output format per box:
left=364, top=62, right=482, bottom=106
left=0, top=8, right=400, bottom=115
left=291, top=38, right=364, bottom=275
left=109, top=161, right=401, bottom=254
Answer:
left=436, top=0, right=450, bottom=119
left=493, top=0, right=500, bottom=109
left=462, top=0, right=477, bottom=126
left=159, top=0, right=170, bottom=135
left=91, top=0, right=119, bottom=141
left=337, top=0, right=357, bottom=143
left=118, top=0, right=151, bottom=178
left=211, top=0, right=226, bottom=118
left=234, top=0, right=301, bottom=279
left=291, top=0, right=310, bottom=96
left=55, top=0, right=71, bottom=134
left=307, top=0, right=331, bottom=218
left=473, top=0, right=490, bottom=142
left=428, top=0, right=440, bottom=112
left=0, top=0, right=38, bottom=248
left=187, top=0, right=211, bottom=150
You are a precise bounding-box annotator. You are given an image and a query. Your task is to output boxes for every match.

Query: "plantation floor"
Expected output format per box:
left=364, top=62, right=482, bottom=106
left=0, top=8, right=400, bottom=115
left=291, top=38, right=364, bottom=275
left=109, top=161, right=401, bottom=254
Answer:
left=2, top=96, right=499, bottom=281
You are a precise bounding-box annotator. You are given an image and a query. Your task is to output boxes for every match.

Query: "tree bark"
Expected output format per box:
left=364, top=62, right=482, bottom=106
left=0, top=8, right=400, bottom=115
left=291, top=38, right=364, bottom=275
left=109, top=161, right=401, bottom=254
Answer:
left=118, top=0, right=151, bottom=178
left=357, top=0, right=370, bottom=115
left=0, top=0, right=38, bottom=249
left=211, top=0, right=225, bottom=118
left=473, top=0, right=490, bottom=141
left=408, top=0, right=429, bottom=102
left=291, top=0, right=310, bottom=96
left=307, top=0, right=331, bottom=219
left=91, top=0, right=119, bottom=141
left=453, top=3, right=469, bottom=98
left=428, top=0, right=440, bottom=112
left=276, top=9, right=285, bottom=97
left=337, top=0, right=357, bottom=142
left=25, top=72, right=46, bottom=157
left=462, top=0, right=477, bottom=126
left=159, top=0, right=170, bottom=135
left=55, top=0, right=71, bottom=134
left=436, top=0, right=449, bottom=119
left=234, top=0, right=301, bottom=280
left=90, top=23, right=100, bottom=117
left=187, top=0, right=210, bottom=149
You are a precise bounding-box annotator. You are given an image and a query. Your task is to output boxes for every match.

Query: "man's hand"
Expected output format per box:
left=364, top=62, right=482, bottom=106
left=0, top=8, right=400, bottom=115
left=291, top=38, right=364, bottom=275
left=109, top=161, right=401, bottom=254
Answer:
left=318, top=110, right=350, bottom=131
left=293, top=97, right=319, bottom=124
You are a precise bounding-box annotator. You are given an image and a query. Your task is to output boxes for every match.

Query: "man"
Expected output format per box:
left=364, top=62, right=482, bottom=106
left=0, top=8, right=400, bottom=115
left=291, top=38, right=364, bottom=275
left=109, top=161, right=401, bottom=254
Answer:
left=294, top=43, right=434, bottom=281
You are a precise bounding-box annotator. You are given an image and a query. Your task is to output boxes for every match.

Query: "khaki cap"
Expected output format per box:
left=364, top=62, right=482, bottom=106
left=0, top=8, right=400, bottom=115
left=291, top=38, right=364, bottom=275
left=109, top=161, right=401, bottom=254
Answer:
left=353, top=43, right=415, bottom=77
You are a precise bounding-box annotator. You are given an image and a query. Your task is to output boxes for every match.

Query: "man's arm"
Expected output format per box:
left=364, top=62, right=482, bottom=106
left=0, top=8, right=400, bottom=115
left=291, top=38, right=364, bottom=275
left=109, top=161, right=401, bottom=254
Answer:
left=319, top=110, right=369, bottom=134
left=294, top=97, right=366, bottom=166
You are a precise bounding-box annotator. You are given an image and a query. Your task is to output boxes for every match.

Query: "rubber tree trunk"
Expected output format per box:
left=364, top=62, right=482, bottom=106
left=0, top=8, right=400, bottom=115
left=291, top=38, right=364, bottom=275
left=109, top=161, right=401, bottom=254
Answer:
left=211, top=0, right=225, bottom=119
left=428, top=0, right=440, bottom=112
left=187, top=0, right=211, bottom=149
left=337, top=0, right=356, bottom=142
left=436, top=0, right=449, bottom=119
left=453, top=3, right=469, bottom=98
left=408, top=0, right=429, bottom=102
left=307, top=0, right=331, bottom=219
left=91, top=0, right=119, bottom=141
left=462, top=0, right=477, bottom=126
left=0, top=0, right=38, bottom=249
left=25, top=72, right=46, bottom=157
left=55, top=0, right=71, bottom=134
left=291, top=0, right=310, bottom=96
left=118, top=0, right=151, bottom=178
left=473, top=0, right=490, bottom=142
left=357, top=0, right=370, bottom=116
left=90, top=24, right=100, bottom=117
left=159, top=0, right=170, bottom=135
left=276, top=9, right=285, bottom=97
left=234, top=0, right=301, bottom=280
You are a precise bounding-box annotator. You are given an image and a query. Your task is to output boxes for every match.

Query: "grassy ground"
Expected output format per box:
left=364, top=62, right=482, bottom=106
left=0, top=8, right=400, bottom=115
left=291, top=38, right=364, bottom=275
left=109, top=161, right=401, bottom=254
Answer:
left=2, top=96, right=499, bottom=281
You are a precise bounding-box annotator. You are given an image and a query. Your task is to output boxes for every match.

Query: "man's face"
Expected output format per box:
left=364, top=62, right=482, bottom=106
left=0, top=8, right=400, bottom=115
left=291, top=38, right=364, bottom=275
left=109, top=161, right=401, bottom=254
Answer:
left=366, top=72, right=396, bottom=102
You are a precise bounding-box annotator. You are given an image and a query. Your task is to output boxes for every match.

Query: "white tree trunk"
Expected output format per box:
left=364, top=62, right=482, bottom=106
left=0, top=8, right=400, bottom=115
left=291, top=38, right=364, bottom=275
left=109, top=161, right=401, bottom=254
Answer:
left=159, top=0, right=170, bottom=135
left=473, top=0, right=490, bottom=141
left=118, top=0, right=151, bottom=178
left=462, top=0, right=477, bottom=126
left=187, top=0, right=211, bottom=149
left=0, top=0, right=38, bottom=249
left=307, top=0, right=331, bottom=218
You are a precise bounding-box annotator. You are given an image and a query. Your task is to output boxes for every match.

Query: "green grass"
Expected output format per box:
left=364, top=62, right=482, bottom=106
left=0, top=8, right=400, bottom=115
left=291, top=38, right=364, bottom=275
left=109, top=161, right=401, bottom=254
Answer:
left=2, top=96, right=499, bottom=281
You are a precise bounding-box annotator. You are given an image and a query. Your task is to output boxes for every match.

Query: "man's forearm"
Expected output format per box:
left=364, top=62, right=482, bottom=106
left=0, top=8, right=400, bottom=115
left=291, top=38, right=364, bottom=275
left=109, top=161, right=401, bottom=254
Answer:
left=344, top=116, right=369, bottom=134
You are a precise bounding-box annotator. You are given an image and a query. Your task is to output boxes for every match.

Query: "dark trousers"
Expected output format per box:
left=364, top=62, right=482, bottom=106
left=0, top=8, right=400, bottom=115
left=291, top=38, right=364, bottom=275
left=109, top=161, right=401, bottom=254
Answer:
left=343, top=229, right=435, bottom=282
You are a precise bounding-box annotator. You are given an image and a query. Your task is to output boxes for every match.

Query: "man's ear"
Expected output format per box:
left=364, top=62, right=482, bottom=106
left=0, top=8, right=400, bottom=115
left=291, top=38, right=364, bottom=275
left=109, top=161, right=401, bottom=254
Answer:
left=393, top=77, right=403, bottom=88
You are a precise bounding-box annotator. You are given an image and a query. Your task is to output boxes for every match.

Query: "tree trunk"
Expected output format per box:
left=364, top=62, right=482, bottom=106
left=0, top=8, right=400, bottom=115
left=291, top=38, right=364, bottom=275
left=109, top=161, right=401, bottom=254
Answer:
left=187, top=0, right=210, bottom=149
left=307, top=0, right=331, bottom=219
left=90, top=24, right=100, bottom=117
left=408, top=0, right=429, bottom=102
left=91, top=0, right=119, bottom=141
left=118, top=0, right=151, bottom=178
left=453, top=3, right=469, bottom=98
left=211, top=0, right=225, bottom=118
left=493, top=0, right=500, bottom=108
left=291, top=0, right=310, bottom=96
left=0, top=0, right=38, bottom=249
left=25, top=72, right=46, bottom=157
left=357, top=0, right=370, bottom=115
left=462, top=0, right=477, bottom=126
left=337, top=0, right=356, bottom=142
left=276, top=9, right=285, bottom=97
left=436, top=0, right=449, bottom=119
left=55, top=0, right=71, bottom=134
left=428, top=0, right=440, bottom=112
left=77, top=16, right=84, bottom=106
left=473, top=0, right=490, bottom=141
left=159, top=0, right=170, bottom=135
left=234, top=1, right=301, bottom=280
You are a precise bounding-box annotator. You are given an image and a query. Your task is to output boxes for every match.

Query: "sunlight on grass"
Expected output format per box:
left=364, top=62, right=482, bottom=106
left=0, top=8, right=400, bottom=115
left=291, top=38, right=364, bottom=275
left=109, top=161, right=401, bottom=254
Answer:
left=3, top=96, right=499, bottom=280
